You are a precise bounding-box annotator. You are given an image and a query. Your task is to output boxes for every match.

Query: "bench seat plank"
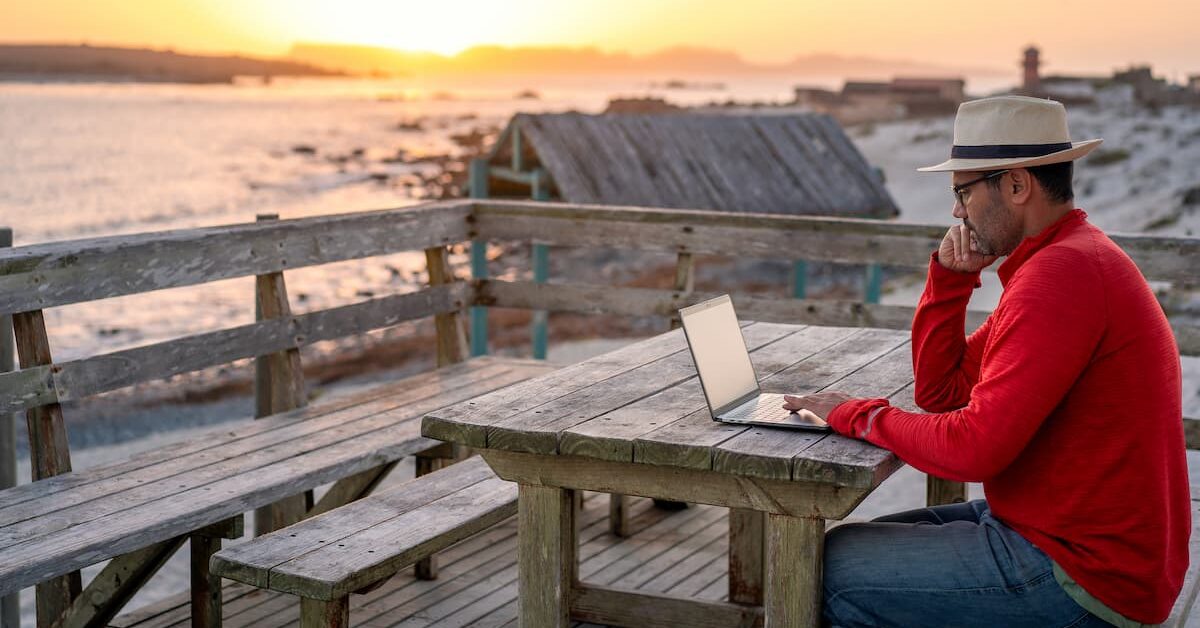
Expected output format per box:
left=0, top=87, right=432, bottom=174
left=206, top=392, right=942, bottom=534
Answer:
left=212, top=457, right=519, bottom=600
left=0, top=357, right=523, bottom=520
left=0, top=358, right=554, bottom=598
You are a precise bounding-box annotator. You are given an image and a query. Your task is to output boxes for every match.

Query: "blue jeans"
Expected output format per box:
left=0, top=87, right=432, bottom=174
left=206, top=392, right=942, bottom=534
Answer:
left=822, top=500, right=1113, bottom=628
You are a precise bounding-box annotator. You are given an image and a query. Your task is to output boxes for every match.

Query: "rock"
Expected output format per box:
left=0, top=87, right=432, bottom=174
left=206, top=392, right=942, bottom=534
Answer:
left=291, top=144, right=317, bottom=155
left=1182, top=185, right=1200, bottom=206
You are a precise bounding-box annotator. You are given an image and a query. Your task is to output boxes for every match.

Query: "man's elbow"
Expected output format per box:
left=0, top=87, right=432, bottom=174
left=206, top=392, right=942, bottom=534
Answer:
left=913, top=382, right=968, bottom=413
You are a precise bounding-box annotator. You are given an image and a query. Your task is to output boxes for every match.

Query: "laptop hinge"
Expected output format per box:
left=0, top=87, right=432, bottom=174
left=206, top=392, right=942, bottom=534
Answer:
left=714, top=389, right=763, bottom=417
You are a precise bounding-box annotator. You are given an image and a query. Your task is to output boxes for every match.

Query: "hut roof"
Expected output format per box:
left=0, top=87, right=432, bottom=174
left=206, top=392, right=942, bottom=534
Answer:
left=489, top=112, right=898, bottom=219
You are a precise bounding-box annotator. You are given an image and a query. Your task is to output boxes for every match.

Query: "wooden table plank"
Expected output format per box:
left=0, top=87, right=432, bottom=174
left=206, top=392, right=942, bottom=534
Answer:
left=710, top=328, right=909, bottom=482
left=423, top=329, right=692, bottom=448
left=630, top=325, right=861, bottom=470
left=487, top=323, right=800, bottom=455
left=559, top=324, right=825, bottom=462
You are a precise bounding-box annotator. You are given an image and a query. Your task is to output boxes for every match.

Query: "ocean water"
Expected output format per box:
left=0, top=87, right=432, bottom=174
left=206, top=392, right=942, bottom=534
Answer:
left=0, top=75, right=807, bottom=363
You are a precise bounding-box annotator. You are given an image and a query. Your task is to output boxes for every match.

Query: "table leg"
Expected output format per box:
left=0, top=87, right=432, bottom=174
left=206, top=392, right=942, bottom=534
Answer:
left=766, top=514, right=824, bottom=627
left=728, top=508, right=764, bottom=605
left=518, top=484, right=577, bottom=628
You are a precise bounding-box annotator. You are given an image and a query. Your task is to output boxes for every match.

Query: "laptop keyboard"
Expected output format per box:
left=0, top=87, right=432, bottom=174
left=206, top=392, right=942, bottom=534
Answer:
left=723, top=397, right=786, bottom=422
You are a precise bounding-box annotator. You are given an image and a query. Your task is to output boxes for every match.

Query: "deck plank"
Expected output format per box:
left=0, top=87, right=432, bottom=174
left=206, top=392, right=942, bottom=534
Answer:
left=111, top=495, right=733, bottom=628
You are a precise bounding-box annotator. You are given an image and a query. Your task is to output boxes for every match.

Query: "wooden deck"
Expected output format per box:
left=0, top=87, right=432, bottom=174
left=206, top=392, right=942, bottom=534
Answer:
left=111, top=494, right=733, bottom=628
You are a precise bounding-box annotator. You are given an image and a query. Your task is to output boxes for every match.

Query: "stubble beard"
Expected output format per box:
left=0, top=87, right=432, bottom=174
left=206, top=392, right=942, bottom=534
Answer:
left=966, top=196, right=1022, bottom=257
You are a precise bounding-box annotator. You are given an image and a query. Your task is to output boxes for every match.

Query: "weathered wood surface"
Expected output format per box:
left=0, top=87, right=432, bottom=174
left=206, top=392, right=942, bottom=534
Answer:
left=213, top=458, right=518, bottom=600
left=0, top=201, right=471, bottom=314
left=561, top=324, right=847, bottom=466
left=0, top=357, right=534, bottom=516
left=0, top=283, right=469, bottom=414
left=425, top=246, right=469, bottom=367
left=507, top=113, right=898, bottom=219
left=12, top=309, right=80, bottom=628
left=518, top=484, right=577, bottom=628
left=473, top=200, right=1200, bottom=285
left=427, top=323, right=904, bottom=494
left=476, top=278, right=993, bottom=342
left=728, top=509, right=764, bottom=605
left=112, top=494, right=737, bottom=628
left=569, top=584, right=761, bottom=627
left=254, top=217, right=311, bottom=537
left=423, top=327, right=697, bottom=448
left=481, top=450, right=875, bottom=520
left=0, top=358, right=553, bottom=598
left=766, top=515, right=823, bottom=628
left=57, top=535, right=185, bottom=628
left=484, top=322, right=798, bottom=455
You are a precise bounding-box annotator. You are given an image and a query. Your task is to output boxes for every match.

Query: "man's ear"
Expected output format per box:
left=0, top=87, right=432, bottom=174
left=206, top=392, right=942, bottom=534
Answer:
left=1009, top=168, right=1034, bottom=204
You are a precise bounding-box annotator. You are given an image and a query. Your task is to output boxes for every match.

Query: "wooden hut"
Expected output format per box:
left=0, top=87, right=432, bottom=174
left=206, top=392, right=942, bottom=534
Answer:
left=476, top=112, right=898, bottom=219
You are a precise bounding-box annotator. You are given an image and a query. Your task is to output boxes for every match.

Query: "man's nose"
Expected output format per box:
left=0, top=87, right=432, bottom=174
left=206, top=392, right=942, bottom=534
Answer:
left=952, top=200, right=966, bottom=219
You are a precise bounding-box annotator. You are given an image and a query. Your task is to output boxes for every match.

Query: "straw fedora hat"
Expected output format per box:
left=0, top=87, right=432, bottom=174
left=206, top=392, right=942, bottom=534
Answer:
left=918, top=95, right=1102, bottom=172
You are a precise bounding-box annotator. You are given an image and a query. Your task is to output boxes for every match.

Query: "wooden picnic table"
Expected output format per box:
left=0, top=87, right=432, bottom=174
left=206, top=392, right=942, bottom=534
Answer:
left=423, top=321, right=915, bottom=627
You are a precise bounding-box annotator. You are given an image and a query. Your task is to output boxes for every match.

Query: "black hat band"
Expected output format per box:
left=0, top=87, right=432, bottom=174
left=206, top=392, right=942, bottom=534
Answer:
left=950, top=142, right=1073, bottom=159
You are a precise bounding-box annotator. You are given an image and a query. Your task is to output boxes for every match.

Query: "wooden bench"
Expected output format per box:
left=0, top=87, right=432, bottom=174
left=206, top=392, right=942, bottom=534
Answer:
left=210, top=456, right=517, bottom=627
left=0, top=356, right=552, bottom=627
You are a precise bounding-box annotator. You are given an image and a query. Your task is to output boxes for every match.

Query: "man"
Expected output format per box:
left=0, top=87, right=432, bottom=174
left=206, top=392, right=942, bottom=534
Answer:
left=783, top=95, right=1189, bottom=627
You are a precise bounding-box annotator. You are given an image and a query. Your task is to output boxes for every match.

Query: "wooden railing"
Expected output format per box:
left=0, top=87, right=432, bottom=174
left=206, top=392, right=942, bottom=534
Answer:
left=1, top=198, right=1196, bottom=498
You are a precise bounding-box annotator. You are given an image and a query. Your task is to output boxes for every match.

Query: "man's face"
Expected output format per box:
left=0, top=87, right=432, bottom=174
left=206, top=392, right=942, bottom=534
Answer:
left=951, top=171, right=1023, bottom=257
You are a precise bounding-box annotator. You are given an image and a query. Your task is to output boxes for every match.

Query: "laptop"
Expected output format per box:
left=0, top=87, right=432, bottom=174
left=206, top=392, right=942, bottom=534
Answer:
left=679, top=295, right=830, bottom=431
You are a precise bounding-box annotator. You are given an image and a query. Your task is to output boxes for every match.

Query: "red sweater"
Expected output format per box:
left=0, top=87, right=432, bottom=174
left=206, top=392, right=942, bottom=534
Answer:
left=828, top=210, right=1189, bottom=623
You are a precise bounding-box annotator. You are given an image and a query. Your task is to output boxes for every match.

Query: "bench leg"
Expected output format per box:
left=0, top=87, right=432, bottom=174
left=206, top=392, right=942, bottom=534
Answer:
left=414, top=453, right=443, bottom=580
left=608, top=493, right=630, bottom=537
left=926, top=476, right=967, bottom=506
left=766, top=514, right=824, bottom=628
left=729, top=508, right=765, bottom=605
left=518, top=484, right=577, bottom=628
left=191, top=535, right=222, bottom=628
left=52, top=536, right=184, bottom=628
left=300, top=597, right=348, bottom=628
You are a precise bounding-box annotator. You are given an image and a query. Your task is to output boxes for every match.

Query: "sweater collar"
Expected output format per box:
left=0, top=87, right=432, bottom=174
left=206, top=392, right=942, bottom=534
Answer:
left=997, top=209, right=1087, bottom=287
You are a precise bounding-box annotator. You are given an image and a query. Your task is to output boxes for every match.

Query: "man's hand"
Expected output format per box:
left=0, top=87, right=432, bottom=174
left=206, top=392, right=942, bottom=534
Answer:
left=782, top=391, right=854, bottom=419
left=938, top=224, right=998, bottom=273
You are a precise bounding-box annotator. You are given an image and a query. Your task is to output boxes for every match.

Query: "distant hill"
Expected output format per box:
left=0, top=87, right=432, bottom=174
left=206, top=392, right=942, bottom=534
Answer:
left=0, top=44, right=344, bottom=83
left=288, top=42, right=1006, bottom=79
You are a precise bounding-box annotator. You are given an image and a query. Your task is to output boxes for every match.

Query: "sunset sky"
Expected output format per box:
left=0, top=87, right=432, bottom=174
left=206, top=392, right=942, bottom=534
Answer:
left=3, top=0, right=1198, bottom=77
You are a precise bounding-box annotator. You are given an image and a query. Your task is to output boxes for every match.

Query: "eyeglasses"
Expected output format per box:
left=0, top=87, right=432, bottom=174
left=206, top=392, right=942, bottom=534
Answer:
left=952, top=169, right=1009, bottom=206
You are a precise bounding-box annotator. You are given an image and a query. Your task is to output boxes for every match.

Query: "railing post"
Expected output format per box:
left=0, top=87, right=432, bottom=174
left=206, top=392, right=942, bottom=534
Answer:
left=13, top=306, right=81, bottom=627
left=791, top=260, right=808, bottom=299
left=530, top=169, right=550, bottom=360
left=253, top=213, right=309, bottom=537
left=0, top=227, right=18, bottom=628
left=424, top=246, right=468, bottom=367
left=864, top=263, right=882, bottom=304
left=469, top=158, right=490, bottom=357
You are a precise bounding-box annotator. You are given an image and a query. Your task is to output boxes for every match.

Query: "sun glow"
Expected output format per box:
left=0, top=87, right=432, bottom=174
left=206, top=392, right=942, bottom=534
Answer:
left=273, top=1, right=537, bottom=56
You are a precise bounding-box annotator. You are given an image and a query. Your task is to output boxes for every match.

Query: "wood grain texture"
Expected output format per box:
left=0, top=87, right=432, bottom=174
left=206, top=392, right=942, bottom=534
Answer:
left=484, top=323, right=798, bottom=455
left=55, top=535, right=183, bottom=628
left=569, top=583, right=762, bottom=627
left=517, top=483, right=576, bottom=628
left=926, top=477, right=967, bottom=506
left=0, top=283, right=470, bottom=414
left=728, top=508, right=764, bottom=606
left=630, top=325, right=861, bottom=472
left=472, top=199, right=1200, bottom=285
left=425, top=246, right=468, bottom=367
left=422, top=328, right=689, bottom=448
left=299, top=597, right=348, bottom=628
left=0, top=362, right=547, bottom=598
left=211, top=457, right=498, bottom=589
left=766, top=514, right=823, bottom=628
left=0, top=201, right=472, bottom=314
left=480, top=450, right=877, bottom=519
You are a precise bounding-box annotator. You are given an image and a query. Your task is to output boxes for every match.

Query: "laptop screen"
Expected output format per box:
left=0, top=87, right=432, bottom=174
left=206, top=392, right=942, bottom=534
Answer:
left=679, top=295, right=759, bottom=414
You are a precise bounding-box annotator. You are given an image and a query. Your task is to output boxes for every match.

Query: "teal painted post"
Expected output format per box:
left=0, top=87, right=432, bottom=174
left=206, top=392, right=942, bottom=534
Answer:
left=469, top=159, right=489, bottom=357
left=0, top=227, right=16, bottom=628
left=791, top=260, right=808, bottom=299
left=864, top=263, right=883, bottom=304
left=531, top=169, right=550, bottom=360
left=512, top=126, right=523, bottom=171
